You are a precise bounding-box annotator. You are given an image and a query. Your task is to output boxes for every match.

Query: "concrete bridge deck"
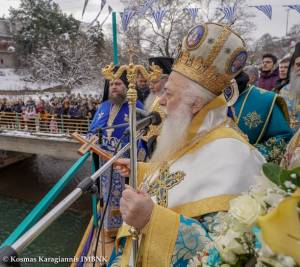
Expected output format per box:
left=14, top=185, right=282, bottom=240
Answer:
left=0, top=130, right=82, bottom=160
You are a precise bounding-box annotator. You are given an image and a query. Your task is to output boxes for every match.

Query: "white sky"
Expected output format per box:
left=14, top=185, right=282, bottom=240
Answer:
left=1, top=0, right=300, bottom=40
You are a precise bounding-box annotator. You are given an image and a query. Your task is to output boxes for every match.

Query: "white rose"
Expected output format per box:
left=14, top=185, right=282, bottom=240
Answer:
left=229, top=195, right=261, bottom=226
left=219, top=248, right=238, bottom=264
left=216, top=229, right=246, bottom=255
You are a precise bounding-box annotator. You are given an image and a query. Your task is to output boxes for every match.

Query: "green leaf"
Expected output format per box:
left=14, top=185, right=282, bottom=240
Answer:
left=262, top=163, right=283, bottom=186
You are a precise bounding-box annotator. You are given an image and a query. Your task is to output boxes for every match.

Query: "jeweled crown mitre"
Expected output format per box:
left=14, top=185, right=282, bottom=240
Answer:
left=172, top=22, right=248, bottom=95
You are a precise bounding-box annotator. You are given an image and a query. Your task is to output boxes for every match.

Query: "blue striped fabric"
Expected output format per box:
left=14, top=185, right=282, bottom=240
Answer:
left=152, top=10, right=167, bottom=29
left=184, top=7, right=199, bottom=23
left=120, top=9, right=135, bottom=32
left=254, top=5, right=272, bottom=20
left=219, top=5, right=236, bottom=24
left=287, top=5, right=300, bottom=14
left=139, top=0, right=155, bottom=16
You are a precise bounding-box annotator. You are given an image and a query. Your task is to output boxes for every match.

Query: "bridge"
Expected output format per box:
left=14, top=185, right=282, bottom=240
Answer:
left=0, top=112, right=93, bottom=165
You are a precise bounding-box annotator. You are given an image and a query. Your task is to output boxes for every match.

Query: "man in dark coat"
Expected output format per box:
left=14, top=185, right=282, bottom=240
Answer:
left=258, top=53, right=279, bottom=91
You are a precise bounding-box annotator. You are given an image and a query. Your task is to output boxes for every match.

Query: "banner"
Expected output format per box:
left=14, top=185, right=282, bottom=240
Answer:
left=184, top=7, right=199, bottom=23
left=287, top=5, right=300, bottom=14
left=120, top=9, right=135, bottom=32
left=253, top=5, right=272, bottom=20
left=219, top=5, right=236, bottom=24
left=89, top=0, right=107, bottom=26
left=139, top=0, right=155, bottom=16
left=152, top=10, right=167, bottom=29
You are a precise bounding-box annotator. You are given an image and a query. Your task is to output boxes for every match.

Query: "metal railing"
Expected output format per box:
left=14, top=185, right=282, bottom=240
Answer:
left=0, top=112, right=92, bottom=135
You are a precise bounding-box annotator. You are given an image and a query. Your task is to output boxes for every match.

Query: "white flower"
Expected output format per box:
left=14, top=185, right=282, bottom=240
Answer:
left=219, top=248, right=238, bottom=264
left=279, top=255, right=296, bottom=267
left=215, top=229, right=247, bottom=265
left=229, top=195, right=262, bottom=226
left=264, top=188, right=285, bottom=208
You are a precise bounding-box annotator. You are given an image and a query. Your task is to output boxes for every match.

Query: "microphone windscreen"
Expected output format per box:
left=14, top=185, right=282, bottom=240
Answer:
left=150, top=111, right=162, bottom=125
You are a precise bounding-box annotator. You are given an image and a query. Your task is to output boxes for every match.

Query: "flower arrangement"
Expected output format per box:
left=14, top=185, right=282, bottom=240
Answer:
left=189, top=162, right=300, bottom=267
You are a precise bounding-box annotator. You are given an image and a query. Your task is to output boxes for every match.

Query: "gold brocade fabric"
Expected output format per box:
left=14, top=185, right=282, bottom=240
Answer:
left=141, top=97, right=166, bottom=142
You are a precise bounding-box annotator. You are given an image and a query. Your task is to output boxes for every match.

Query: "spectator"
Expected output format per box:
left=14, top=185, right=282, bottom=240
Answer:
left=136, top=71, right=150, bottom=103
left=258, top=53, right=279, bottom=91
left=49, top=115, right=58, bottom=133
left=274, top=57, right=291, bottom=93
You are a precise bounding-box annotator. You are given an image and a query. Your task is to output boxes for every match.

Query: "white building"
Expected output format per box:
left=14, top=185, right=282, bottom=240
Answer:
left=0, top=19, right=16, bottom=68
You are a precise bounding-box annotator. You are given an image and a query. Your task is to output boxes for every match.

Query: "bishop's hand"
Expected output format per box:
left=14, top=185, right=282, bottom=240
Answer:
left=114, top=158, right=130, bottom=177
left=120, top=185, right=154, bottom=229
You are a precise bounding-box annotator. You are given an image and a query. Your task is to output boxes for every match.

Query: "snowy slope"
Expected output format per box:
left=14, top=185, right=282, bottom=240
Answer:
left=0, top=68, right=60, bottom=91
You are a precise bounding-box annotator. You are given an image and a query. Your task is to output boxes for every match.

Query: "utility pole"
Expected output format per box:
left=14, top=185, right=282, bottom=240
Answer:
left=112, top=11, right=119, bottom=65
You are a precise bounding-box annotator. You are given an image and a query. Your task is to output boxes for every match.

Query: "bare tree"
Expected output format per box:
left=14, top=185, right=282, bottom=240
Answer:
left=83, top=0, right=256, bottom=60
left=118, top=0, right=255, bottom=58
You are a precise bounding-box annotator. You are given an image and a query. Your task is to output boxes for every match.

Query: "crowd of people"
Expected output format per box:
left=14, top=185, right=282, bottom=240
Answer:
left=243, top=48, right=300, bottom=132
left=0, top=93, right=101, bottom=133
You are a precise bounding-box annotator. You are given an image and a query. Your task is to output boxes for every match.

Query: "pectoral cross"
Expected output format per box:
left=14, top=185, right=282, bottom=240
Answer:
left=146, top=164, right=186, bottom=207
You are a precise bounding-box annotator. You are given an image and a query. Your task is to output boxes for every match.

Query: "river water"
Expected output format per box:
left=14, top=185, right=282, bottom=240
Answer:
left=0, top=155, right=93, bottom=266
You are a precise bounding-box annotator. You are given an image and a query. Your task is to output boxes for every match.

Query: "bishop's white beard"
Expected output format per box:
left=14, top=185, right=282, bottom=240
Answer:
left=151, top=102, right=192, bottom=162
left=289, top=69, right=300, bottom=95
left=144, top=92, right=160, bottom=111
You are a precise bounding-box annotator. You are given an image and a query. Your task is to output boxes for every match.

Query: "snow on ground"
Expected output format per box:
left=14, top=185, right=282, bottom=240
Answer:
left=0, top=68, right=104, bottom=100
left=0, top=129, right=74, bottom=142
left=0, top=68, right=60, bottom=91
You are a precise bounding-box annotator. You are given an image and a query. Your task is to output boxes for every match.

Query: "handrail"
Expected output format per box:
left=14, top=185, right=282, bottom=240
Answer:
left=0, top=111, right=92, bottom=135
left=0, top=152, right=91, bottom=248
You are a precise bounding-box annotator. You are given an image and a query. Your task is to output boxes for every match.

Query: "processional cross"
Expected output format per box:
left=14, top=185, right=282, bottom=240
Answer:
left=126, top=43, right=140, bottom=64
left=71, top=132, right=111, bottom=160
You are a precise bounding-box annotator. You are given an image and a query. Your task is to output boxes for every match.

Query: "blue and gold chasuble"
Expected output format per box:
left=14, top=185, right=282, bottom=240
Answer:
left=89, top=100, right=144, bottom=236
left=233, top=85, right=293, bottom=163
left=107, top=95, right=264, bottom=267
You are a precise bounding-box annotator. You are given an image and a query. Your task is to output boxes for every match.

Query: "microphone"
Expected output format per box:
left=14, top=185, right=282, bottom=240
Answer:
left=136, top=108, right=149, bottom=118
left=124, top=111, right=162, bottom=135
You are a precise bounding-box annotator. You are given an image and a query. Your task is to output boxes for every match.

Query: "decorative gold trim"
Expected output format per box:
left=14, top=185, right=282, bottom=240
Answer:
left=236, top=85, right=253, bottom=123
left=106, top=104, right=122, bottom=140
left=276, top=95, right=290, bottom=123
left=255, top=95, right=277, bottom=145
left=204, top=26, right=232, bottom=67
left=101, top=63, right=162, bottom=83
left=171, top=194, right=238, bottom=217
left=225, top=47, right=248, bottom=74
left=185, top=24, right=208, bottom=51
left=141, top=205, right=180, bottom=267
left=72, top=217, right=94, bottom=267
left=173, top=52, right=232, bottom=95
left=141, top=97, right=165, bottom=142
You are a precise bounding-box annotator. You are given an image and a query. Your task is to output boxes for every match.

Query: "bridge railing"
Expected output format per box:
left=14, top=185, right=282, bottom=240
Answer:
left=0, top=112, right=92, bottom=135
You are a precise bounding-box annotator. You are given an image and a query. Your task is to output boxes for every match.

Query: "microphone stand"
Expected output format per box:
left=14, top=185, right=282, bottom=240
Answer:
left=0, top=131, right=144, bottom=267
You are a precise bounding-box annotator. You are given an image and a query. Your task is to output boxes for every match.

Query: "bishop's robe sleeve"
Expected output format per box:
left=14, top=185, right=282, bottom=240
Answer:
left=139, top=205, right=219, bottom=267
left=108, top=206, right=219, bottom=267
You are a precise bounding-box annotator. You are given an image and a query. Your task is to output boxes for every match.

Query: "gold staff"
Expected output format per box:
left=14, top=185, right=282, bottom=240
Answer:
left=101, top=46, right=162, bottom=265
